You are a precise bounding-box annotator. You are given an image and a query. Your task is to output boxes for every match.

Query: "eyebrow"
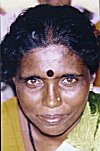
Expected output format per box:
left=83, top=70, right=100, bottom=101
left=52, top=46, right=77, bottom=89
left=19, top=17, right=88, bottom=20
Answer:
left=61, top=74, right=84, bottom=78
left=18, top=75, right=42, bottom=81
left=17, top=73, right=84, bottom=82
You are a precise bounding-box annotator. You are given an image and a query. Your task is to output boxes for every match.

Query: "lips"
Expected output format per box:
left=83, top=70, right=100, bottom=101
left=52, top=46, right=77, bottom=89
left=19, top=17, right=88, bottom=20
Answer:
left=37, top=114, right=66, bottom=126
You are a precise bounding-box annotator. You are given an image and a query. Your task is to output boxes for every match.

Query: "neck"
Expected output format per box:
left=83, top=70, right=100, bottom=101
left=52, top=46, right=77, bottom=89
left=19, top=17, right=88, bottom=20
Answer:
left=27, top=120, right=66, bottom=151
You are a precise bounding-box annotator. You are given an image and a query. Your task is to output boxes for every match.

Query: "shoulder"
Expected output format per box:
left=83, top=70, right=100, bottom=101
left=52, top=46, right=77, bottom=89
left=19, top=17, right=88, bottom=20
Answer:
left=1, top=97, right=18, bottom=129
left=1, top=97, right=24, bottom=151
left=2, top=97, right=17, bottom=114
left=1, top=97, right=18, bottom=131
left=67, top=98, right=100, bottom=151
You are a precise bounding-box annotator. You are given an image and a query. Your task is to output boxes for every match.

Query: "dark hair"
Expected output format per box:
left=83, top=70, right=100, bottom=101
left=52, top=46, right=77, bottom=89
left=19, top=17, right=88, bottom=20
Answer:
left=1, top=4, right=99, bottom=82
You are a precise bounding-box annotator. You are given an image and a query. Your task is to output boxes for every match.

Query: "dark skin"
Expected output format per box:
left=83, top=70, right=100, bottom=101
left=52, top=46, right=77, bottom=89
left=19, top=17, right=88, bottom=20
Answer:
left=13, top=44, right=95, bottom=151
left=38, top=0, right=71, bottom=6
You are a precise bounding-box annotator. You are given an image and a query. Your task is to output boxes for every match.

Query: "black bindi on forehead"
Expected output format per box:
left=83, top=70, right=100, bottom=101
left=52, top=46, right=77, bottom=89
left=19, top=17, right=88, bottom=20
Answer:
left=47, top=70, right=54, bottom=77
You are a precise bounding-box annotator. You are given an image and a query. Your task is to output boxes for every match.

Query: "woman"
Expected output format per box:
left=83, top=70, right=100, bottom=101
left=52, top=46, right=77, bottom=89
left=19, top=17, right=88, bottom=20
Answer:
left=1, top=5, right=100, bottom=151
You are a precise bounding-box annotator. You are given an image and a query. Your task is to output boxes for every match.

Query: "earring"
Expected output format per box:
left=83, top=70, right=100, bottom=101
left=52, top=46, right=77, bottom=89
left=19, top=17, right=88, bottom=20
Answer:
left=89, top=83, right=93, bottom=91
left=57, top=97, right=61, bottom=102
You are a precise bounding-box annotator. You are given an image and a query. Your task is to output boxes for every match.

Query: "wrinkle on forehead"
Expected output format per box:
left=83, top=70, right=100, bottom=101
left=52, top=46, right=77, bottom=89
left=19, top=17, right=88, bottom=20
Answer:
left=18, top=44, right=86, bottom=77
left=22, top=44, right=83, bottom=64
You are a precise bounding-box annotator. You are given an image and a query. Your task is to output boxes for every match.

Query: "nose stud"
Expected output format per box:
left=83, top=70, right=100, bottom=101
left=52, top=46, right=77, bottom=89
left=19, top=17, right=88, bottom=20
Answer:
left=57, top=97, right=61, bottom=102
left=47, top=70, right=54, bottom=77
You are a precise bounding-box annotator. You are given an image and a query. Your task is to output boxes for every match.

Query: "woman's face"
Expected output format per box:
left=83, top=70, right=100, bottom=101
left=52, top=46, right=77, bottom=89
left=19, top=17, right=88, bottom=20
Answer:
left=38, top=0, right=71, bottom=6
left=14, top=45, right=94, bottom=136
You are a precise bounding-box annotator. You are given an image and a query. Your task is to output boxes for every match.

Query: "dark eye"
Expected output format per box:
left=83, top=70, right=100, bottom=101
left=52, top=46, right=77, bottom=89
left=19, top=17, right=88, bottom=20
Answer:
left=25, top=78, right=44, bottom=88
left=59, top=75, right=78, bottom=87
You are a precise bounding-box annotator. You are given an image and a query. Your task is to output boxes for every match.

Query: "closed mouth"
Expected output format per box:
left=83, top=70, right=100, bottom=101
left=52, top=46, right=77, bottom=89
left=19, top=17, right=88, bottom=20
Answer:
left=37, top=114, right=67, bottom=126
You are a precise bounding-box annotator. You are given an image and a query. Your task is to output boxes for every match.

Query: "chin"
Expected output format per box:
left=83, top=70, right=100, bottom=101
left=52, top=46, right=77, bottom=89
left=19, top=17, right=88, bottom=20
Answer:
left=37, top=124, right=67, bottom=137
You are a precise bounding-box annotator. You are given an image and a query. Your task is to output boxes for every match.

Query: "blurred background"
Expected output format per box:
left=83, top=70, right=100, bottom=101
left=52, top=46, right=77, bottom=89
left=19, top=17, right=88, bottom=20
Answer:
left=1, top=0, right=99, bottom=13
left=1, top=0, right=100, bottom=102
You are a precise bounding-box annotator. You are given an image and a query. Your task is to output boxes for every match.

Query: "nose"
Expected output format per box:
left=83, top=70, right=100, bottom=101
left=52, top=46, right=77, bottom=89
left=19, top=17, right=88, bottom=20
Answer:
left=42, top=82, right=62, bottom=109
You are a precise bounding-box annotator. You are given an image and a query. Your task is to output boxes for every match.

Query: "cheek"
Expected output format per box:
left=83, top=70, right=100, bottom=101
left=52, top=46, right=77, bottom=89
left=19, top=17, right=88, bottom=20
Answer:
left=15, top=84, right=43, bottom=114
left=61, top=82, right=90, bottom=108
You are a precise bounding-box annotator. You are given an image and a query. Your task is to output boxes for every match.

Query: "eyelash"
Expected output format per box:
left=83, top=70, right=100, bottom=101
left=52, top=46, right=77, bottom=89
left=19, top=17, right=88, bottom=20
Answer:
left=59, top=75, right=79, bottom=87
left=19, top=74, right=82, bottom=89
left=25, top=78, right=44, bottom=88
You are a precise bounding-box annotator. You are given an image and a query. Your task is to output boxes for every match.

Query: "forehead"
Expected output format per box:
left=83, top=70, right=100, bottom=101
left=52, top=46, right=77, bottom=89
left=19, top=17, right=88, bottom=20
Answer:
left=18, top=45, right=87, bottom=77
left=21, top=44, right=82, bottom=66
